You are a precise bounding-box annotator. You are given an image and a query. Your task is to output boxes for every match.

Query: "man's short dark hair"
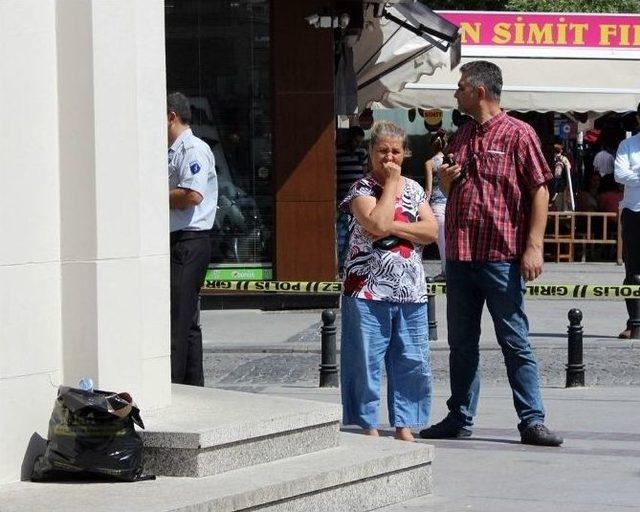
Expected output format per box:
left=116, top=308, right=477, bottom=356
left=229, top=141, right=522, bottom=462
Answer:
left=459, top=60, right=503, bottom=102
left=637, top=101, right=640, bottom=115
left=167, top=92, right=192, bottom=124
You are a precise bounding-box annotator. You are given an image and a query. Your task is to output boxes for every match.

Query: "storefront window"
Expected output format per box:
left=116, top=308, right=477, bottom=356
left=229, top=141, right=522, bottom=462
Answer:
left=165, top=0, right=272, bottom=275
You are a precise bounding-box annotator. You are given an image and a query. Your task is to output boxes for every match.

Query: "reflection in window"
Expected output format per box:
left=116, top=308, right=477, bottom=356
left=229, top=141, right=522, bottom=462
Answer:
left=165, top=0, right=272, bottom=265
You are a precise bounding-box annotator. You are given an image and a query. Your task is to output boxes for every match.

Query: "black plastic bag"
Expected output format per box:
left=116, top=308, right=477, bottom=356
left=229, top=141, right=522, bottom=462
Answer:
left=31, top=386, right=149, bottom=482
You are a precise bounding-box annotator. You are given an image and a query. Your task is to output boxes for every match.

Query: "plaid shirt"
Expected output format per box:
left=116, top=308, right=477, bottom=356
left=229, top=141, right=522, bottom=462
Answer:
left=446, top=112, right=552, bottom=261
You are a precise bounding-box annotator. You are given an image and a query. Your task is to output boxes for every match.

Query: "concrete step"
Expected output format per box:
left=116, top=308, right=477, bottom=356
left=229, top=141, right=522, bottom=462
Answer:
left=1, top=433, right=434, bottom=512
left=141, top=385, right=342, bottom=477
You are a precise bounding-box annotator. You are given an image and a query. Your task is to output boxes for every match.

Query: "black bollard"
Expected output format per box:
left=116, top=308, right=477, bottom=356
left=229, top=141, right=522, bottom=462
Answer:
left=566, top=308, right=585, bottom=388
left=319, top=309, right=339, bottom=388
left=629, top=274, right=640, bottom=339
left=426, top=277, right=438, bottom=341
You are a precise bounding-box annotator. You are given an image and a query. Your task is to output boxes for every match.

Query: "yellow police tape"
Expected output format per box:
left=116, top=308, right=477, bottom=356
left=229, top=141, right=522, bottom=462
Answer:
left=202, top=280, right=640, bottom=300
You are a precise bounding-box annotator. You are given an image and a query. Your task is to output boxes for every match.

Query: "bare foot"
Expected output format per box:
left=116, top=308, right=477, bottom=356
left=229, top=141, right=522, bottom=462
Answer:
left=363, top=428, right=379, bottom=437
left=619, top=329, right=631, bottom=339
left=394, top=427, right=415, bottom=442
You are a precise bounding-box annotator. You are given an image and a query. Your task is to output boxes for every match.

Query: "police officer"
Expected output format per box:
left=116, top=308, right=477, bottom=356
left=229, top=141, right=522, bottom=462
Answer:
left=167, top=92, right=217, bottom=386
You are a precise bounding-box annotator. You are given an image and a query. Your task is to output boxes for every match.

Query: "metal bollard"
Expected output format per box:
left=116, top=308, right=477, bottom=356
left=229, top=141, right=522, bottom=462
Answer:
left=565, top=308, right=585, bottom=388
left=629, top=274, right=640, bottom=339
left=319, top=309, right=339, bottom=388
left=426, top=277, right=438, bottom=341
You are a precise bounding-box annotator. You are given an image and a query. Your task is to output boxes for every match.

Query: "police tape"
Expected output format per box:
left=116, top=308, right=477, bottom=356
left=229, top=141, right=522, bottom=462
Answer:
left=202, top=280, right=640, bottom=299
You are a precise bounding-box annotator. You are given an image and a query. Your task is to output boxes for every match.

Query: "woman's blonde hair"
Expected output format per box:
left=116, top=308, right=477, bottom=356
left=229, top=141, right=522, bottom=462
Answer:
left=368, top=120, right=411, bottom=157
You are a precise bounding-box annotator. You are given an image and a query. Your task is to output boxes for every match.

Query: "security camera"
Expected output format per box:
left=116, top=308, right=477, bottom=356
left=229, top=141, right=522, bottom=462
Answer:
left=304, top=14, right=320, bottom=27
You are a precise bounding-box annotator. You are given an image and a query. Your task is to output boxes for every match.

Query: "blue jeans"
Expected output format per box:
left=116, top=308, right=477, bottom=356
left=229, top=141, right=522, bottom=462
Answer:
left=341, top=296, right=432, bottom=429
left=445, top=261, right=545, bottom=432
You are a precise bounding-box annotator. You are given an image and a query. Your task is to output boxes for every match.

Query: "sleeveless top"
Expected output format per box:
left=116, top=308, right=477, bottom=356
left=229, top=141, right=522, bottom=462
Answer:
left=429, top=154, right=447, bottom=205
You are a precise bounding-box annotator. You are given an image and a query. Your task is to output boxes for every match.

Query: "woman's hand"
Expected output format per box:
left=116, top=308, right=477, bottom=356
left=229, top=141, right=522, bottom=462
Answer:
left=383, top=161, right=402, bottom=182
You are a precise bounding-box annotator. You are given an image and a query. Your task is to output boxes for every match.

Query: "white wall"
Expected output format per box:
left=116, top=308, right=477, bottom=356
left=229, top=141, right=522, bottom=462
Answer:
left=0, top=0, right=170, bottom=483
left=0, top=0, right=63, bottom=485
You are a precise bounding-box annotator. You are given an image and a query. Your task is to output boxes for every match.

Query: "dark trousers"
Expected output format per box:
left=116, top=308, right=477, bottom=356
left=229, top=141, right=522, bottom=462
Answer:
left=170, top=231, right=211, bottom=386
left=622, top=208, right=640, bottom=328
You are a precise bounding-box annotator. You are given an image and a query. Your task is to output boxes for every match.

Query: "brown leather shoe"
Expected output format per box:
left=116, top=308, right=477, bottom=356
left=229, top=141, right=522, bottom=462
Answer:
left=619, top=329, right=631, bottom=339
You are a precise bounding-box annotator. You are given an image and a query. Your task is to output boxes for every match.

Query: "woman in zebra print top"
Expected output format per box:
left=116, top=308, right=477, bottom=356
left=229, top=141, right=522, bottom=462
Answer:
left=338, top=120, right=437, bottom=442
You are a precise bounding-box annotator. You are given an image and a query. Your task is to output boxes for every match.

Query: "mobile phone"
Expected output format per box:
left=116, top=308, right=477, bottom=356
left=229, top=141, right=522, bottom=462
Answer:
left=443, top=154, right=456, bottom=166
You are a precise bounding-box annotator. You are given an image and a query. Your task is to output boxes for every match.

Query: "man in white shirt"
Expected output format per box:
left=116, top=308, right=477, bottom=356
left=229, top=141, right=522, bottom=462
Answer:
left=614, top=102, right=640, bottom=339
left=168, top=92, right=218, bottom=385
left=594, top=147, right=615, bottom=178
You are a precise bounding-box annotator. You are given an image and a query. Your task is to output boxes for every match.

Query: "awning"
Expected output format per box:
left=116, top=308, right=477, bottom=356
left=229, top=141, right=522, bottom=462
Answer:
left=354, top=0, right=461, bottom=110
left=377, top=55, right=640, bottom=113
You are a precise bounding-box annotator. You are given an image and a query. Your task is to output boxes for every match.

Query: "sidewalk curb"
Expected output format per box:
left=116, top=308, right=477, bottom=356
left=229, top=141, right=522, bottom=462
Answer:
left=204, top=339, right=640, bottom=354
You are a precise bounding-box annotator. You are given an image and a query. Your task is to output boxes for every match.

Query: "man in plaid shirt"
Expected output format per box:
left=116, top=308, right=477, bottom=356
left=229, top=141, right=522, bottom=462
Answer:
left=419, top=61, right=563, bottom=446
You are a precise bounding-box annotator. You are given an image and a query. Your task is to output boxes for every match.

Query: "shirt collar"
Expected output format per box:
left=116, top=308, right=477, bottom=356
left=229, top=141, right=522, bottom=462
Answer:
left=168, top=128, right=193, bottom=153
left=474, top=110, right=506, bottom=135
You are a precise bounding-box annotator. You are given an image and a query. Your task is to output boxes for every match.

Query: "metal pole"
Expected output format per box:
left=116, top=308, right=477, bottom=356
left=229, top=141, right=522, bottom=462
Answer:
left=566, top=308, right=585, bottom=387
left=426, top=277, right=438, bottom=341
left=319, top=309, right=339, bottom=388
left=565, top=161, right=575, bottom=212
left=576, top=131, right=585, bottom=193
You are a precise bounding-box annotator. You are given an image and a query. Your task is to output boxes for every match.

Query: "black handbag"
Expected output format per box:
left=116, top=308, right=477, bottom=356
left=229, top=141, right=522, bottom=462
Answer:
left=373, top=235, right=402, bottom=250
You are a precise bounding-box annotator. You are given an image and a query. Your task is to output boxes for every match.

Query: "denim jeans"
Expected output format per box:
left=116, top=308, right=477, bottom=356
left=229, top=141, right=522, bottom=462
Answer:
left=341, top=295, right=432, bottom=429
left=621, top=208, right=640, bottom=328
left=445, top=261, right=545, bottom=432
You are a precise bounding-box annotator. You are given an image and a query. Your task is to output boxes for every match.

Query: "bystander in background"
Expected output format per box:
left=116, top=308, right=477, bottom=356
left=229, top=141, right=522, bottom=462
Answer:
left=594, top=138, right=615, bottom=179
left=424, top=129, right=449, bottom=281
left=614, top=102, right=640, bottom=339
left=336, top=126, right=367, bottom=276
left=550, top=143, right=572, bottom=211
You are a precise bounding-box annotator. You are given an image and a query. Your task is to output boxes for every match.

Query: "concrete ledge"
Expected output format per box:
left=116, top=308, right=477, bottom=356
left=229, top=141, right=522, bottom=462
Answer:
left=140, top=385, right=342, bottom=476
left=1, top=433, right=434, bottom=512
left=258, top=462, right=431, bottom=512
left=142, top=385, right=341, bottom=448
left=144, top=421, right=339, bottom=477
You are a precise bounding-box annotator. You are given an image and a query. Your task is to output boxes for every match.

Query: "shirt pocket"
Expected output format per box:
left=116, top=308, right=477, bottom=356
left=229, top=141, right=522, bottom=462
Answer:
left=481, top=150, right=507, bottom=179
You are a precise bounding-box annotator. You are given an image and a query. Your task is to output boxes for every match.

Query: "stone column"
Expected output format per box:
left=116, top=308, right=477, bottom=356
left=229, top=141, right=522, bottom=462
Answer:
left=1, top=0, right=170, bottom=483
left=0, top=0, right=63, bottom=484
left=57, top=0, right=171, bottom=408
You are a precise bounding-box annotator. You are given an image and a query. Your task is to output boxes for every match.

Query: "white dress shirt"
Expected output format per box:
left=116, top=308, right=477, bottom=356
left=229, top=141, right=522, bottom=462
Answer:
left=615, top=133, right=640, bottom=212
left=168, top=129, right=218, bottom=232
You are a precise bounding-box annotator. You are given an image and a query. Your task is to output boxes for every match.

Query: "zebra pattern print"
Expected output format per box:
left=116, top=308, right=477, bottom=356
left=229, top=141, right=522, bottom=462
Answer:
left=340, top=175, right=428, bottom=303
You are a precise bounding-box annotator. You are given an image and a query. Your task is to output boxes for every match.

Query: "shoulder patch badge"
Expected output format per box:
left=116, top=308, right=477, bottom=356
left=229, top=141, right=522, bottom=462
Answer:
left=189, top=161, right=201, bottom=174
